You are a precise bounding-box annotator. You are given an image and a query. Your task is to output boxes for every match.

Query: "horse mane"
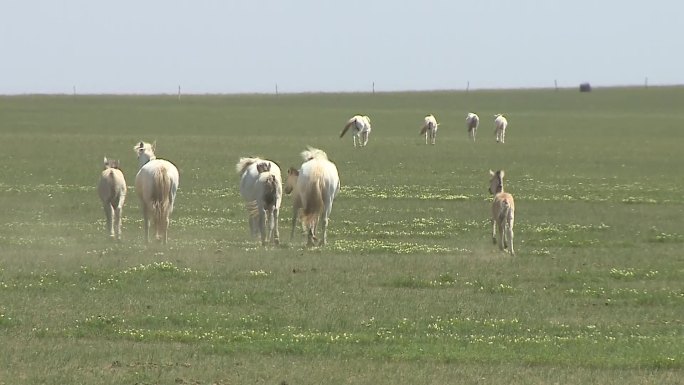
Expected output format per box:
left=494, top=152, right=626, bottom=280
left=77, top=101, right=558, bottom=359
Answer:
left=301, top=147, right=328, bottom=162
left=235, top=157, right=261, bottom=175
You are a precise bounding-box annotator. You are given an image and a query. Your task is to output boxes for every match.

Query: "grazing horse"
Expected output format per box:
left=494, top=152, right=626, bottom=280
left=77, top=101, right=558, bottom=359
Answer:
left=235, top=157, right=282, bottom=245
left=419, top=114, right=439, bottom=145
left=133, top=141, right=179, bottom=244
left=494, top=114, right=508, bottom=143
left=489, top=170, right=515, bottom=255
left=466, top=112, right=480, bottom=142
left=340, top=115, right=372, bottom=147
left=98, top=157, right=127, bottom=240
left=285, top=147, right=340, bottom=246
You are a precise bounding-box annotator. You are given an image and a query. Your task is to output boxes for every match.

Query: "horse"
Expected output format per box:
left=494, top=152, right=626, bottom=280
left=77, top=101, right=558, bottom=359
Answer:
left=133, top=141, right=179, bottom=244
left=419, top=114, right=439, bottom=145
left=466, top=112, right=480, bottom=142
left=284, top=166, right=303, bottom=241
left=285, top=147, right=340, bottom=246
left=98, top=157, right=127, bottom=240
left=235, top=157, right=282, bottom=245
left=489, top=170, right=515, bottom=255
left=340, top=115, right=372, bottom=147
left=494, top=114, right=508, bottom=143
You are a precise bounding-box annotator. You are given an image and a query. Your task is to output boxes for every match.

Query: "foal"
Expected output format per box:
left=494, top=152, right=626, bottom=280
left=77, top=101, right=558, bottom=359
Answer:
left=98, top=157, right=127, bottom=240
left=489, top=170, right=515, bottom=255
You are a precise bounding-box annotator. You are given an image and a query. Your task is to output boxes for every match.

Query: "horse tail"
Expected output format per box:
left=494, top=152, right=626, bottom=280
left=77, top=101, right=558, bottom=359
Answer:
left=236, top=157, right=258, bottom=175
left=107, top=171, right=121, bottom=206
left=153, top=166, right=172, bottom=230
left=340, top=118, right=356, bottom=138
left=301, top=177, right=324, bottom=229
left=419, top=123, right=429, bottom=136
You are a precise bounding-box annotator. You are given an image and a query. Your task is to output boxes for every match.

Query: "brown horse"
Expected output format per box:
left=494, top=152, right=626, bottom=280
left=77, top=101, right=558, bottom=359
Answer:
left=489, top=170, right=515, bottom=255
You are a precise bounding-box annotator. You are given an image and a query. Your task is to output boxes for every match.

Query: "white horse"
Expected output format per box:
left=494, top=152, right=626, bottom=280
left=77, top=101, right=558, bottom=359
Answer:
left=98, top=157, right=127, bottom=240
left=489, top=170, right=515, bottom=255
left=340, top=115, right=372, bottom=147
left=133, top=141, right=179, bottom=244
left=466, top=112, right=480, bottom=142
left=494, top=114, right=508, bottom=143
left=236, top=157, right=282, bottom=246
left=285, top=147, right=340, bottom=246
left=419, top=114, right=439, bottom=145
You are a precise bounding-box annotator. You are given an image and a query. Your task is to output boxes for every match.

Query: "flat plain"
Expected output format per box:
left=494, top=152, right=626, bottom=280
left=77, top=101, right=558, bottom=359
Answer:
left=0, top=87, right=682, bottom=384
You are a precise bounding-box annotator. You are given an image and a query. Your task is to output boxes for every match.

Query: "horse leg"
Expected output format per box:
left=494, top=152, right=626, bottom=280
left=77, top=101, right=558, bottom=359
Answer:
left=103, top=203, right=114, bottom=238
left=258, top=206, right=267, bottom=246
left=290, top=210, right=298, bottom=241
left=161, top=214, right=169, bottom=244
left=318, top=198, right=335, bottom=246
left=271, top=207, right=280, bottom=245
left=290, top=197, right=301, bottom=241
left=114, top=205, right=122, bottom=240
left=491, top=218, right=497, bottom=245
left=319, top=215, right=329, bottom=246
left=507, top=218, right=515, bottom=256
left=142, top=203, right=151, bottom=243
left=497, top=220, right=506, bottom=251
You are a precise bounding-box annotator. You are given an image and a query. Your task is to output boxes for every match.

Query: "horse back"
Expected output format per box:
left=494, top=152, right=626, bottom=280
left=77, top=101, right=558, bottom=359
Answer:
left=240, top=160, right=281, bottom=201
left=99, top=168, right=127, bottom=204
left=492, top=192, right=515, bottom=220
left=136, top=159, right=179, bottom=202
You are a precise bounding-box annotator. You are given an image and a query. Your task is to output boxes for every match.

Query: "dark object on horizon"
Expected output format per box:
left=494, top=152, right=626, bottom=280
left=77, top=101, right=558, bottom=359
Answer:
left=579, top=83, right=592, bottom=92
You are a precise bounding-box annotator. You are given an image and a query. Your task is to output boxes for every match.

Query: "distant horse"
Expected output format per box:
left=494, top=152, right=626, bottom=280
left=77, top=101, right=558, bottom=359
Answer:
left=133, top=141, right=179, bottom=244
left=340, top=115, right=372, bottom=147
left=489, top=170, right=515, bottom=255
left=494, top=114, right=508, bottom=143
left=285, top=147, right=340, bottom=246
left=466, top=112, right=480, bottom=142
left=236, top=157, right=282, bottom=245
left=98, top=157, right=127, bottom=240
left=419, top=114, right=439, bottom=145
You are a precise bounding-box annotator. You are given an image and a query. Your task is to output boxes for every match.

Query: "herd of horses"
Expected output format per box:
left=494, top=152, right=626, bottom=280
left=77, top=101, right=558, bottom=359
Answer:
left=98, top=112, right=515, bottom=255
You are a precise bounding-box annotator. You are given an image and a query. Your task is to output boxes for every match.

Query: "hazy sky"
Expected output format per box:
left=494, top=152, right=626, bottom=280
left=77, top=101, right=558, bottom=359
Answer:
left=1, top=0, right=681, bottom=94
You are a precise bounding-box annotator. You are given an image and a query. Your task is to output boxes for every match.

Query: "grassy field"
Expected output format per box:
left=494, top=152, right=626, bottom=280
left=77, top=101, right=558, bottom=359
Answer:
left=0, top=87, right=682, bottom=384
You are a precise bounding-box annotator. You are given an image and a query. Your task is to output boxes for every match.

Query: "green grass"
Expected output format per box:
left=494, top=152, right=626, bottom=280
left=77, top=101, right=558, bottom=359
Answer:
left=0, top=87, right=683, bottom=384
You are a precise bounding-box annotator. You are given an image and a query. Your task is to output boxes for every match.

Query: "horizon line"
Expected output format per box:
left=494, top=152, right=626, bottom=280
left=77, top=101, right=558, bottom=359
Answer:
left=1, top=83, right=682, bottom=97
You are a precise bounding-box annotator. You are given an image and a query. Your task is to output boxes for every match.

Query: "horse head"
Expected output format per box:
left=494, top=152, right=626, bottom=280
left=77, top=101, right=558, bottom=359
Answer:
left=134, top=141, right=157, bottom=169
left=284, top=167, right=299, bottom=194
left=103, top=157, right=121, bottom=170
left=489, top=170, right=505, bottom=195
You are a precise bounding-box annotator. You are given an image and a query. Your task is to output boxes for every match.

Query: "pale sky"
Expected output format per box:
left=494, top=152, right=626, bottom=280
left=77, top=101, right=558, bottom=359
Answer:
left=1, top=0, right=681, bottom=94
